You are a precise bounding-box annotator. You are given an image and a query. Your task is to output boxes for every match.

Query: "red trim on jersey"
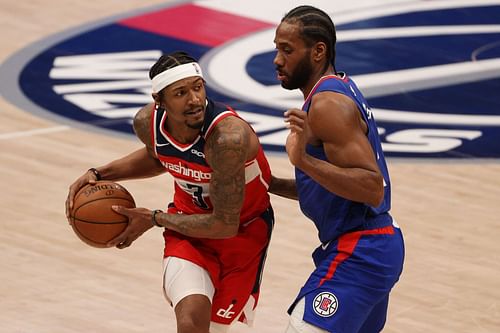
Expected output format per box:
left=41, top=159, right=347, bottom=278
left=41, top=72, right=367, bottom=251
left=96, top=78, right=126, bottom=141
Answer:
left=204, top=108, right=238, bottom=139
left=318, top=226, right=394, bottom=286
left=303, top=74, right=349, bottom=109
left=151, top=104, right=158, bottom=154
left=158, top=110, right=201, bottom=151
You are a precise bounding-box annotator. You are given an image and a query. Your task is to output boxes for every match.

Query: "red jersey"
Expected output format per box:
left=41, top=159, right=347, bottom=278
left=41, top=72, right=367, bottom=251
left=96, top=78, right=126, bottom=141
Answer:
left=151, top=99, right=274, bottom=326
left=151, top=98, right=271, bottom=222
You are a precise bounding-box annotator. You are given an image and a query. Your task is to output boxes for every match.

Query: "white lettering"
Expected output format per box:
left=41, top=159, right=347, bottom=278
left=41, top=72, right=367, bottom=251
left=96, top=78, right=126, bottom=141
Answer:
left=50, top=50, right=161, bottom=80
left=50, top=51, right=162, bottom=119
left=216, top=304, right=235, bottom=319
left=161, top=161, right=211, bottom=181
left=365, top=105, right=373, bottom=119
left=62, top=93, right=150, bottom=113
left=381, top=128, right=482, bottom=153
left=191, top=149, right=205, bottom=158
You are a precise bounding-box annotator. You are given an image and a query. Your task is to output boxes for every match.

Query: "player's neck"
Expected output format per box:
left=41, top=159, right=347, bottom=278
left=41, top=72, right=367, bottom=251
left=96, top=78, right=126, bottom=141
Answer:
left=301, top=65, right=336, bottom=99
left=165, top=118, right=200, bottom=144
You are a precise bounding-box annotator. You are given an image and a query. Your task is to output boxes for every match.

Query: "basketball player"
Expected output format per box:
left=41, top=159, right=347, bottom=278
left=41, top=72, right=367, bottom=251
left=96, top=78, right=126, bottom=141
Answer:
left=65, top=51, right=274, bottom=333
left=268, top=6, right=405, bottom=333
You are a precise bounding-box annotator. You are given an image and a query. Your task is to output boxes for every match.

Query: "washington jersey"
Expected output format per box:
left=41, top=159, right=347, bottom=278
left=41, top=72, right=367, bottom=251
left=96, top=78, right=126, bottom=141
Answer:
left=296, top=74, right=392, bottom=243
left=151, top=98, right=272, bottom=223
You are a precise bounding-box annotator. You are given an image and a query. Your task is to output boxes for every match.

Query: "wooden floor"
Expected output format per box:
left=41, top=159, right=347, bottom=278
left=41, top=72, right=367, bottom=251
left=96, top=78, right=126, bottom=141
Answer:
left=1, top=1, right=499, bottom=332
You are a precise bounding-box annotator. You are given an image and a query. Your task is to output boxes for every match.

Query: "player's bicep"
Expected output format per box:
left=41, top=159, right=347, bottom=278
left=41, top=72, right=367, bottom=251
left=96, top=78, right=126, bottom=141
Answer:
left=309, top=93, right=378, bottom=169
left=322, top=135, right=375, bottom=171
left=206, top=118, right=248, bottom=225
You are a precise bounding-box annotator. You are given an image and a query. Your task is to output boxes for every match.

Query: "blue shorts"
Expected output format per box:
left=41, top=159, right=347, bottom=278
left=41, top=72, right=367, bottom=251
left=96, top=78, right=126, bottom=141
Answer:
left=288, top=225, right=404, bottom=333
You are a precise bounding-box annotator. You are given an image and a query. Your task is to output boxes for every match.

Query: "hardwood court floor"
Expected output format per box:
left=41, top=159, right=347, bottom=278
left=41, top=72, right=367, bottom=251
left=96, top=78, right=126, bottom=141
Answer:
left=1, top=1, right=499, bottom=332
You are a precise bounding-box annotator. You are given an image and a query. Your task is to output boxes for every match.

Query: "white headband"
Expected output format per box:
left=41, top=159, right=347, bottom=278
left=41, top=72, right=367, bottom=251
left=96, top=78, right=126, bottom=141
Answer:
left=151, top=62, right=204, bottom=93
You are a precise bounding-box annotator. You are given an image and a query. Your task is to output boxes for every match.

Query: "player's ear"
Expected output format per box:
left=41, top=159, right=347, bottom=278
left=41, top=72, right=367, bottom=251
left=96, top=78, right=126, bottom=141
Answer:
left=152, top=92, right=161, bottom=104
left=313, top=42, right=327, bottom=63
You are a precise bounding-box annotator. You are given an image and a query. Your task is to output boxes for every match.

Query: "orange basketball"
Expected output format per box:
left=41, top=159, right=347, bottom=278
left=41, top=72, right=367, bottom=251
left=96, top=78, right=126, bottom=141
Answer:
left=70, top=181, right=135, bottom=248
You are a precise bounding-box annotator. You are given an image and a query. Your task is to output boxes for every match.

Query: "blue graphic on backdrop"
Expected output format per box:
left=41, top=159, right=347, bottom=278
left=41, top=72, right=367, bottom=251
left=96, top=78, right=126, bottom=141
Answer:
left=9, top=3, right=500, bottom=158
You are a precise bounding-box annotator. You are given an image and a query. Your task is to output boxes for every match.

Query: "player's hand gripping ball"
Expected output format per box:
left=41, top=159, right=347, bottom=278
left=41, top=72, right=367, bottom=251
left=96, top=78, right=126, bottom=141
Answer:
left=69, top=181, right=135, bottom=248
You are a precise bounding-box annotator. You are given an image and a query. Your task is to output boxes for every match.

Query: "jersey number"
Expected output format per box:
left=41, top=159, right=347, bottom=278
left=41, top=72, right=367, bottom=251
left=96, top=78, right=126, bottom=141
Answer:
left=186, top=183, right=209, bottom=209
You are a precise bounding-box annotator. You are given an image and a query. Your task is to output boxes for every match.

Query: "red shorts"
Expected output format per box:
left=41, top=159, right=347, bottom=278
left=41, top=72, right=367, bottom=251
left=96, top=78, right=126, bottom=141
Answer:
left=163, top=206, right=274, bottom=325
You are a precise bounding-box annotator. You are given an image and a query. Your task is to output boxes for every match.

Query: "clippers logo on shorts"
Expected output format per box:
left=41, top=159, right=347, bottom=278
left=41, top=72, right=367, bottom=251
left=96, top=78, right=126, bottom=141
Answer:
left=313, top=292, right=339, bottom=317
left=2, top=0, right=500, bottom=158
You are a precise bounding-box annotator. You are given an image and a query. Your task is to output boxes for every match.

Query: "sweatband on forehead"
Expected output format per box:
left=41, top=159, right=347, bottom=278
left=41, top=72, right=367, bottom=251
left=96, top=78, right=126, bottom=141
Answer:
left=151, top=62, right=204, bottom=93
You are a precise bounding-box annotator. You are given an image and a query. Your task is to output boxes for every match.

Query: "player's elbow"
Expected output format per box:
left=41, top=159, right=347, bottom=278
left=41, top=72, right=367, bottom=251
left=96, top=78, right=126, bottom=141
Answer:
left=369, top=190, right=384, bottom=208
left=366, top=173, right=384, bottom=208
left=219, top=228, right=238, bottom=239
left=213, top=225, right=238, bottom=239
left=210, top=215, right=240, bottom=239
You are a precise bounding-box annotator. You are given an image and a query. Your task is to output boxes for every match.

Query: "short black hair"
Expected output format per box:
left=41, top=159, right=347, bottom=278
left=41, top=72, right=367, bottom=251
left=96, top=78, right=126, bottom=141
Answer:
left=282, top=5, right=337, bottom=73
left=149, top=51, right=197, bottom=79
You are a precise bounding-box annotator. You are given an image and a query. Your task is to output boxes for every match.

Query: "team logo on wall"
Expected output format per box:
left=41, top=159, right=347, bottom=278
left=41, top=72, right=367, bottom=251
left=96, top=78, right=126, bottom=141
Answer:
left=1, top=0, right=500, bottom=158
left=313, top=292, right=339, bottom=317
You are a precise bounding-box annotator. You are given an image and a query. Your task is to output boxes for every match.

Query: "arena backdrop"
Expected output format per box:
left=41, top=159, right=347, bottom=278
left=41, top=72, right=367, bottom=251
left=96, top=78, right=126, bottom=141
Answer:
left=1, top=0, right=499, bottom=158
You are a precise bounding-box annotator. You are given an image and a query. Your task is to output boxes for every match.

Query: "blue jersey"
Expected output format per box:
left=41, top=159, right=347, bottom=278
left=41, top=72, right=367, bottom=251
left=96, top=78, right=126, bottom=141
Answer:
left=296, top=73, right=392, bottom=243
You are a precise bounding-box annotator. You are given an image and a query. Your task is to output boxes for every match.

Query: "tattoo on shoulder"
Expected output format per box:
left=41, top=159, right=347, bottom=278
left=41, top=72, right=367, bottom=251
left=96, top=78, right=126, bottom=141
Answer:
left=133, top=103, right=154, bottom=147
left=206, top=117, right=248, bottom=169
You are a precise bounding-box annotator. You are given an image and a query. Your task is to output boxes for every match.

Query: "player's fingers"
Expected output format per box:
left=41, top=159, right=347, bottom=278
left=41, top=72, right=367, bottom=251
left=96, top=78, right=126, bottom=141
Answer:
left=66, top=187, right=76, bottom=213
left=116, top=239, right=132, bottom=249
left=285, top=114, right=306, bottom=128
left=65, top=201, right=73, bottom=225
left=284, top=108, right=304, bottom=116
left=65, top=196, right=70, bottom=220
left=107, top=232, right=127, bottom=248
left=111, top=205, right=128, bottom=216
left=285, top=123, right=305, bottom=134
left=284, top=110, right=305, bottom=120
left=67, top=180, right=86, bottom=213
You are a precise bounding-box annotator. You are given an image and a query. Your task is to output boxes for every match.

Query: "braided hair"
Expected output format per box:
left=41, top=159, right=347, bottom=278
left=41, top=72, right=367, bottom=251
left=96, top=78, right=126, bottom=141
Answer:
left=281, top=5, right=337, bottom=73
left=149, top=51, right=197, bottom=79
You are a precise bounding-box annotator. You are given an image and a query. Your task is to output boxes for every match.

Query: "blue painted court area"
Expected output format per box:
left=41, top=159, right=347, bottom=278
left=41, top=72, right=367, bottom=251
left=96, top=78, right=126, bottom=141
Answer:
left=2, top=0, right=500, bottom=158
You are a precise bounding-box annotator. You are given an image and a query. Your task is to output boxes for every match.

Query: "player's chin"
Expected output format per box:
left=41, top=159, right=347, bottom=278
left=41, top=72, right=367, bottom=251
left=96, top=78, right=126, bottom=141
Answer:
left=280, top=79, right=294, bottom=90
left=187, top=119, right=204, bottom=130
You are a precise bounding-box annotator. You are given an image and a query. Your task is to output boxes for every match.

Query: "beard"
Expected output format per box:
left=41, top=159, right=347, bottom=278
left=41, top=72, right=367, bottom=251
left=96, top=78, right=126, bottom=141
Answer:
left=280, top=54, right=313, bottom=90
left=187, top=120, right=204, bottom=130
left=185, top=106, right=205, bottom=130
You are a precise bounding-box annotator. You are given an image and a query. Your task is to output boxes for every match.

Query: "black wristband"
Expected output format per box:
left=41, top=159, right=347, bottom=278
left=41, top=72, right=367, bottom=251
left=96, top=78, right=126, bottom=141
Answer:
left=152, top=209, right=163, bottom=227
left=88, top=168, right=101, bottom=181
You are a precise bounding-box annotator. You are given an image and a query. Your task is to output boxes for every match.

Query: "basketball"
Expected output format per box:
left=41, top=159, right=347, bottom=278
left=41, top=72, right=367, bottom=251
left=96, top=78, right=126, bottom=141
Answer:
left=70, top=181, right=135, bottom=248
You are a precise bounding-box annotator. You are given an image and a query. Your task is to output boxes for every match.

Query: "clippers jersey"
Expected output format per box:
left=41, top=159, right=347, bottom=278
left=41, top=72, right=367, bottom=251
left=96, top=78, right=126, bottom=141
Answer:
left=297, top=74, right=392, bottom=243
left=151, top=98, right=272, bottom=224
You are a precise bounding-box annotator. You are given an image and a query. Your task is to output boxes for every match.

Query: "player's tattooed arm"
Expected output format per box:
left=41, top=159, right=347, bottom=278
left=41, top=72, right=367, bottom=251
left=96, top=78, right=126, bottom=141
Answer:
left=133, top=103, right=155, bottom=153
left=205, top=116, right=247, bottom=231
left=154, top=117, right=247, bottom=239
left=268, top=175, right=298, bottom=200
left=93, top=103, right=164, bottom=181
